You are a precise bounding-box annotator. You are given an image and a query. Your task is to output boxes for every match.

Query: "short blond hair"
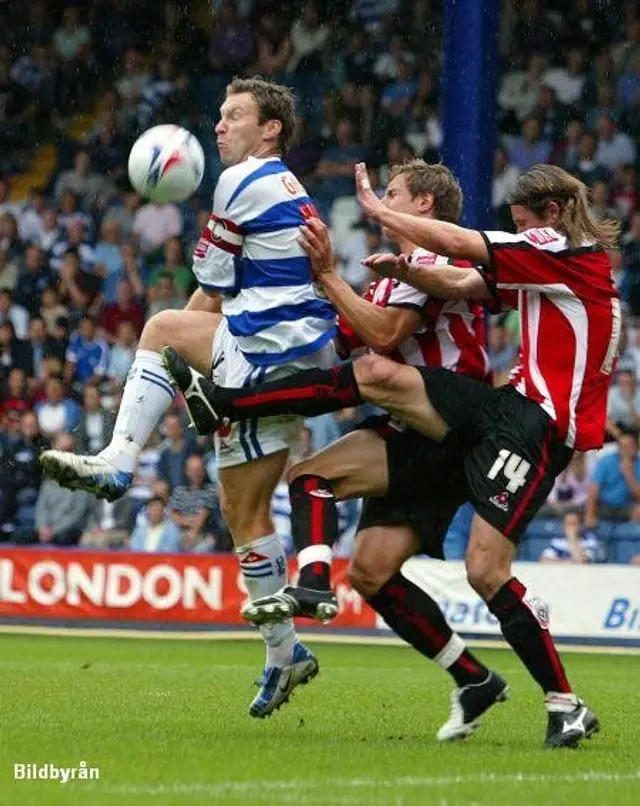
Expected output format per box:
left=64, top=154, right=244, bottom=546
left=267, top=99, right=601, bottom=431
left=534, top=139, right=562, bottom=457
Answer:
left=389, top=160, right=463, bottom=223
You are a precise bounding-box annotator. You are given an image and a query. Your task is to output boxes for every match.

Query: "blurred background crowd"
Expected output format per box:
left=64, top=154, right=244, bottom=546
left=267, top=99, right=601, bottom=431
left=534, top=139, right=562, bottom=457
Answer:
left=1, top=0, right=640, bottom=566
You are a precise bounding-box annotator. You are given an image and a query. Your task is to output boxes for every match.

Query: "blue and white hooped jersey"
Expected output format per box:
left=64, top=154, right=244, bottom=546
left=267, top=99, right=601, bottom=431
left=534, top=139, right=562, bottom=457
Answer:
left=192, top=156, right=336, bottom=366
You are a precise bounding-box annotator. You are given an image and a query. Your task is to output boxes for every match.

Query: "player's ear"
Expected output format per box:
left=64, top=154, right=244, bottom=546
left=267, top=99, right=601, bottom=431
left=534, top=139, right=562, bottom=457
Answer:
left=263, top=118, right=282, bottom=146
left=544, top=200, right=561, bottom=227
left=418, top=193, right=435, bottom=215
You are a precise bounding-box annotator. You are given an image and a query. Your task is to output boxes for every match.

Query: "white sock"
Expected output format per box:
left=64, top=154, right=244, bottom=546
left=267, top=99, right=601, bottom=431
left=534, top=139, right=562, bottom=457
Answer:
left=433, top=634, right=467, bottom=671
left=99, top=349, right=175, bottom=473
left=545, top=692, right=579, bottom=713
left=237, top=533, right=297, bottom=668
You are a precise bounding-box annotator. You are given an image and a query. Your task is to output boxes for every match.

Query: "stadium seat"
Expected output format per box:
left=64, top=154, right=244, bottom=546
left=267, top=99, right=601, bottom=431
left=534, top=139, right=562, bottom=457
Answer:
left=609, top=540, right=640, bottom=564
left=611, top=522, right=640, bottom=541
left=330, top=196, right=362, bottom=254
left=519, top=536, right=551, bottom=561
left=523, top=519, right=563, bottom=540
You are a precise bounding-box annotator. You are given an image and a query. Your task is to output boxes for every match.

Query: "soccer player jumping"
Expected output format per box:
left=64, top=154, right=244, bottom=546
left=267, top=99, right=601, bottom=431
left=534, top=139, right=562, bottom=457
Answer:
left=40, top=78, right=337, bottom=718
left=164, top=163, right=619, bottom=747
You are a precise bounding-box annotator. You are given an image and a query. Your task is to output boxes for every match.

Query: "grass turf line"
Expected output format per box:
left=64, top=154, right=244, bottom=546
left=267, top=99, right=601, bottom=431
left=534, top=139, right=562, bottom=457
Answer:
left=1, top=635, right=638, bottom=806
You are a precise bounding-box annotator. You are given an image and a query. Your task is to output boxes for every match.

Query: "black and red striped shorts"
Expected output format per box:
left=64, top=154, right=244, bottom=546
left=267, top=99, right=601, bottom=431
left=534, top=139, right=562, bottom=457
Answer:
left=416, top=368, right=573, bottom=543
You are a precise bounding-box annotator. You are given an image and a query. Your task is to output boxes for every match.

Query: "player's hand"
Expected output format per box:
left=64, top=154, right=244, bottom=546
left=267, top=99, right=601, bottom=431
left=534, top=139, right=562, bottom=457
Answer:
left=299, top=218, right=336, bottom=277
left=362, top=252, right=410, bottom=281
left=355, top=162, right=385, bottom=220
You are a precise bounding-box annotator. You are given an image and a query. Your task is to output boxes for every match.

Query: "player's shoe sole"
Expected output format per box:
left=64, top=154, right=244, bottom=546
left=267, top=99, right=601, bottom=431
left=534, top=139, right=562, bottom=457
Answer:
left=249, top=643, right=319, bottom=718
left=161, top=346, right=223, bottom=435
left=544, top=701, right=600, bottom=748
left=40, top=450, right=132, bottom=502
left=437, top=671, right=509, bottom=742
left=242, top=585, right=339, bottom=625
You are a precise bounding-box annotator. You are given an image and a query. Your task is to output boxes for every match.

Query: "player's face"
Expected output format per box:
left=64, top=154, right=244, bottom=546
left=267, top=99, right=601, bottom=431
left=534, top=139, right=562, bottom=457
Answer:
left=510, top=204, right=547, bottom=233
left=381, top=174, right=427, bottom=240
left=215, top=93, right=265, bottom=166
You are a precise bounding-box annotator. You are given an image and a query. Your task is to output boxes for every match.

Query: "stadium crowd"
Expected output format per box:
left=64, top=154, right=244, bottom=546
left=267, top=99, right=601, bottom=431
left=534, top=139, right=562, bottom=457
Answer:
left=1, top=0, right=640, bottom=565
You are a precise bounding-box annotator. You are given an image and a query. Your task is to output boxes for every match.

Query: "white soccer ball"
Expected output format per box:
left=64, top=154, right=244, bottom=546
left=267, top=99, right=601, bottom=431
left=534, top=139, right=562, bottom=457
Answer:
left=127, top=124, right=205, bottom=203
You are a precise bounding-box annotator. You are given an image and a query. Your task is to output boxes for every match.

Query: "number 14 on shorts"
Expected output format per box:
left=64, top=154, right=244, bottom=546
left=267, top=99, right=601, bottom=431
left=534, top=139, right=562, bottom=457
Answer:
left=487, top=449, right=531, bottom=492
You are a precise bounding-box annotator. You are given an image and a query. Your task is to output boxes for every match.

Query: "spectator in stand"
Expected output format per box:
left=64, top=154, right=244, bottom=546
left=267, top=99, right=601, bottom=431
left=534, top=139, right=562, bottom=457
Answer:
left=314, top=118, right=366, bottom=213
left=4, top=410, right=49, bottom=542
left=552, top=119, right=583, bottom=174
left=28, top=316, right=65, bottom=379
left=147, top=273, right=185, bottom=317
left=104, top=184, right=141, bottom=243
left=0, top=213, right=24, bottom=263
left=590, top=180, right=618, bottom=223
left=107, top=320, right=137, bottom=387
left=498, top=53, right=548, bottom=125
left=115, top=49, right=150, bottom=113
left=595, top=115, right=637, bottom=172
left=542, top=48, right=586, bottom=106
left=100, top=279, right=145, bottom=343
left=147, top=237, right=194, bottom=298
left=621, top=212, right=640, bottom=315
left=13, top=245, right=53, bottom=315
left=544, top=453, right=591, bottom=515
left=585, top=431, right=640, bottom=527
left=0, top=288, right=29, bottom=338
left=373, top=34, right=414, bottom=83
left=54, top=151, right=114, bottom=213
left=137, top=57, right=189, bottom=131
left=169, top=454, right=228, bottom=552
left=64, top=317, right=109, bottom=386
left=209, top=0, right=254, bottom=74
left=156, top=413, right=198, bottom=491
left=338, top=28, right=375, bottom=89
left=0, top=248, right=18, bottom=292
left=17, top=187, right=47, bottom=245
left=57, top=190, right=93, bottom=238
left=575, top=131, right=611, bottom=187
left=606, top=369, right=640, bottom=440
left=39, top=288, right=69, bottom=338
left=76, top=384, right=115, bottom=454
left=31, top=433, right=91, bottom=546
left=38, top=208, right=62, bottom=254
left=130, top=495, right=182, bottom=553
left=50, top=218, right=96, bottom=274
left=253, top=11, right=292, bottom=78
left=504, top=116, right=551, bottom=171
left=540, top=509, right=604, bottom=564
left=0, top=367, right=31, bottom=421
left=58, top=248, right=102, bottom=324
left=534, top=85, right=570, bottom=146
left=133, top=200, right=182, bottom=255
left=611, top=164, right=638, bottom=224
left=380, top=61, right=418, bottom=122
left=288, top=1, right=329, bottom=74
left=0, top=321, right=31, bottom=381
left=93, top=217, right=125, bottom=305
left=34, top=375, right=81, bottom=439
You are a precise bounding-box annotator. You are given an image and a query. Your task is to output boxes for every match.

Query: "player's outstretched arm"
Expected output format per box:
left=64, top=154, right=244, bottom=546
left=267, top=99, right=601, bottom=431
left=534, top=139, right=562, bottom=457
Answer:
left=300, top=219, right=422, bottom=353
left=364, top=253, right=490, bottom=301
left=355, top=163, right=490, bottom=265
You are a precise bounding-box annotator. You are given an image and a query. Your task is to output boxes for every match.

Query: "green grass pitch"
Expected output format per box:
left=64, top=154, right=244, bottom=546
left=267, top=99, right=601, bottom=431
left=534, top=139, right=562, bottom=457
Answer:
left=1, top=633, right=639, bottom=806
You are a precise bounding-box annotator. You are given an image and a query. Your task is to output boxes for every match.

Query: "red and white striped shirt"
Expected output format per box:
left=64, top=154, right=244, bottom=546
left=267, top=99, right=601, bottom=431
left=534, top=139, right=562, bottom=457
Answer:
left=481, top=227, right=621, bottom=451
left=337, top=248, right=492, bottom=382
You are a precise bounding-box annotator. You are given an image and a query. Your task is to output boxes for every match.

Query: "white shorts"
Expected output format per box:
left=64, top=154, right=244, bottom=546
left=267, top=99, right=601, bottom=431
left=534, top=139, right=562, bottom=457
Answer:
left=212, top=318, right=335, bottom=468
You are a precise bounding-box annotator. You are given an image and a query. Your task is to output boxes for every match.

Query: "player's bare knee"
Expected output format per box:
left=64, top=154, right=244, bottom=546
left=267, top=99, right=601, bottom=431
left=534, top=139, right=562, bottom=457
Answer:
left=347, top=558, right=385, bottom=599
left=139, top=309, right=181, bottom=351
left=353, top=354, right=399, bottom=389
left=465, top=552, right=509, bottom=601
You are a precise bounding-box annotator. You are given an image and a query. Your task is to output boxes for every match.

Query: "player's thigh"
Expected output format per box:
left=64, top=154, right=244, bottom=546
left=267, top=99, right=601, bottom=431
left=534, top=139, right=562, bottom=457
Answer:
left=348, top=524, right=420, bottom=596
left=140, top=309, right=222, bottom=375
left=288, top=428, right=389, bottom=499
left=352, top=355, right=450, bottom=441
left=219, top=448, right=289, bottom=544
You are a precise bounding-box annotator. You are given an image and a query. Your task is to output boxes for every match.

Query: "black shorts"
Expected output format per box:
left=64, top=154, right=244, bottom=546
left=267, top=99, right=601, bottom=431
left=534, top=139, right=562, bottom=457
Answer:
left=417, top=368, right=574, bottom=543
left=354, top=415, right=464, bottom=558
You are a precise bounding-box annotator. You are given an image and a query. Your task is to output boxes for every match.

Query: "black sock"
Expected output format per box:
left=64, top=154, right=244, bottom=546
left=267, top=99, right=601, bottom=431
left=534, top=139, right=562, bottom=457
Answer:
left=290, top=474, right=338, bottom=590
left=215, top=362, right=362, bottom=422
left=368, top=572, right=488, bottom=688
left=488, top=577, right=571, bottom=694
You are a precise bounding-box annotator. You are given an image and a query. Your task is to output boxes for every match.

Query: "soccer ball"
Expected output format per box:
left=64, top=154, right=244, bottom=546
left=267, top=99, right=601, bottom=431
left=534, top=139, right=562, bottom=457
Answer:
left=127, top=124, right=205, bottom=203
